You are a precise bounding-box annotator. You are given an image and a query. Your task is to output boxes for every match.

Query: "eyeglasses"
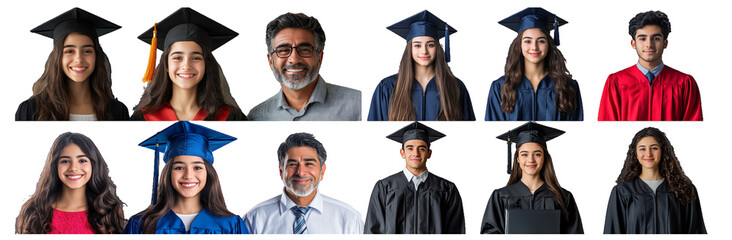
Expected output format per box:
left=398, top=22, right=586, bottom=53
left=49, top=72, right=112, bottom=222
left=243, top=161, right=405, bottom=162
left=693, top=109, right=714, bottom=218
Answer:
left=272, top=45, right=317, bottom=58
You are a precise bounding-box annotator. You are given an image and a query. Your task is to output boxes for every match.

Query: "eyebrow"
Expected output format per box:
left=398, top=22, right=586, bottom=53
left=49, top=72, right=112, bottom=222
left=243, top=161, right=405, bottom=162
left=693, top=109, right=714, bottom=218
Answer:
left=63, top=44, right=94, bottom=48
left=173, top=160, right=205, bottom=164
left=59, top=154, right=88, bottom=159
left=522, top=36, right=547, bottom=40
left=412, top=40, right=436, bottom=43
left=170, top=51, right=204, bottom=56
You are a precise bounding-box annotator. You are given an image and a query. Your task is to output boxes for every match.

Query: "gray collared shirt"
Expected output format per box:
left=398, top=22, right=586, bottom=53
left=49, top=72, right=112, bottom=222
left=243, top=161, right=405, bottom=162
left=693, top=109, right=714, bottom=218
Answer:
left=403, top=168, right=429, bottom=190
left=636, top=61, right=664, bottom=77
left=248, top=76, right=362, bottom=121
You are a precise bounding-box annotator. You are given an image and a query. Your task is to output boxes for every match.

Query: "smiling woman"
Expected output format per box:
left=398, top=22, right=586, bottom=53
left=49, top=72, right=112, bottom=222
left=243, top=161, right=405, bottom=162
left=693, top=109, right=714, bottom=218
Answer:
left=15, top=8, right=129, bottom=121
left=131, top=7, right=246, bottom=121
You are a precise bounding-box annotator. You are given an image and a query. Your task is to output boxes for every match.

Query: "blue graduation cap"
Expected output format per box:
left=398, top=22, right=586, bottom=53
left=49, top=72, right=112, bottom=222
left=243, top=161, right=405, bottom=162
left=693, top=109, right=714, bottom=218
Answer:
left=387, top=10, right=457, bottom=62
left=139, top=121, right=236, bottom=204
left=496, top=122, right=564, bottom=174
left=31, top=7, right=120, bottom=42
left=499, top=7, right=568, bottom=45
left=387, top=121, right=445, bottom=147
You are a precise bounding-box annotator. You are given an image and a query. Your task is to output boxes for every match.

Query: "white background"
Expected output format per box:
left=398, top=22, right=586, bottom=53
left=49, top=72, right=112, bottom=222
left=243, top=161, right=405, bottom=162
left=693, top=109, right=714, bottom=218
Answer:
left=1, top=0, right=728, bottom=239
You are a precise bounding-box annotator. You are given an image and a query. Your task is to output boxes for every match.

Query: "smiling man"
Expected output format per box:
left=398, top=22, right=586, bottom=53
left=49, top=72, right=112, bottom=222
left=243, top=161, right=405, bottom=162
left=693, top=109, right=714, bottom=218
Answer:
left=598, top=10, right=703, bottom=121
left=243, top=133, right=363, bottom=234
left=364, top=121, right=465, bottom=234
left=248, top=13, right=361, bottom=121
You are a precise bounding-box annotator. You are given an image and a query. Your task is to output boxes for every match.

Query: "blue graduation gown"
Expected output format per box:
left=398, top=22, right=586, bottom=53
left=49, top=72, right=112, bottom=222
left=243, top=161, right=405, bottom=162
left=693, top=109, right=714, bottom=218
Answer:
left=484, top=76, right=583, bottom=121
left=367, top=74, right=476, bottom=121
left=123, top=208, right=248, bottom=234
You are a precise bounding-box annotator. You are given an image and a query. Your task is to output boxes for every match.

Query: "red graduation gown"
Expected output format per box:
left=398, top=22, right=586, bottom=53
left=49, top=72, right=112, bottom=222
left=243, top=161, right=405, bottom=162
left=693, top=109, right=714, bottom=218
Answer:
left=598, top=65, right=703, bottom=121
left=143, top=103, right=230, bottom=121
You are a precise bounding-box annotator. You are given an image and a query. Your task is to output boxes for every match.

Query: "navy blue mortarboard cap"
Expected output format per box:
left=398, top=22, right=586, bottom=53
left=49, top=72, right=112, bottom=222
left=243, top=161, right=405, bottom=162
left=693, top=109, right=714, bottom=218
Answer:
left=139, top=121, right=236, bottom=204
left=138, top=7, right=238, bottom=51
left=496, top=122, right=564, bottom=174
left=387, top=121, right=445, bottom=147
left=31, top=7, right=120, bottom=42
left=387, top=10, right=457, bottom=62
left=499, top=7, right=567, bottom=45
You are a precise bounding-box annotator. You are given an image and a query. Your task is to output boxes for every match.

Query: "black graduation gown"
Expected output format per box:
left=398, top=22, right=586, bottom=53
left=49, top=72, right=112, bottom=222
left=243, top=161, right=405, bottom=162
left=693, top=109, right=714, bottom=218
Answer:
left=15, top=96, right=130, bottom=120
left=603, top=178, right=706, bottom=234
left=364, top=171, right=465, bottom=234
left=480, top=181, right=584, bottom=234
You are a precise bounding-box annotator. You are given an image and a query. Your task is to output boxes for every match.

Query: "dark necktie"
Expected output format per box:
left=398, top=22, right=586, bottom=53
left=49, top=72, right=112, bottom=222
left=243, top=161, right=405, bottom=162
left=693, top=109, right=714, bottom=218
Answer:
left=645, top=71, right=655, bottom=85
left=292, top=206, right=311, bottom=234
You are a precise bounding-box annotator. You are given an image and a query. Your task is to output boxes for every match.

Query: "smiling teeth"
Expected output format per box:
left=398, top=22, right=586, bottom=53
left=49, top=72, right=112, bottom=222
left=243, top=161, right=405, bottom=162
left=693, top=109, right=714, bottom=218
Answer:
left=286, top=69, right=304, bottom=72
left=71, top=67, right=86, bottom=71
left=67, top=175, right=82, bottom=179
left=182, top=183, right=197, bottom=187
left=178, top=74, right=194, bottom=77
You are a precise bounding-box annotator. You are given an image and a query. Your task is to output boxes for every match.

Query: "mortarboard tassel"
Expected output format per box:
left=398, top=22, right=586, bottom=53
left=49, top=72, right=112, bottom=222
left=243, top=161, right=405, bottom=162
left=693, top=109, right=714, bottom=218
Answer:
left=444, top=25, right=451, bottom=62
left=553, top=17, right=560, bottom=46
left=507, top=137, right=511, bottom=174
left=142, top=23, right=158, bottom=84
left=152, top=143, right=159, bottom=205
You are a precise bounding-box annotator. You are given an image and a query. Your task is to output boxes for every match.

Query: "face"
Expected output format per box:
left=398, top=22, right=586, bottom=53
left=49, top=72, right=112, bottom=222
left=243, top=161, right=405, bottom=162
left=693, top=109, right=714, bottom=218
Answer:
left=632, top=25, right=667, bottom=66
left=268, top=28, right=322, bottom=91
left=170, top=155, right=207, bottom=199
left=280, top=146, right=325, bottom=197
left=636, top=136, right=661, bottom=170
left=517, top=142, right=544, bottom=177
left=168, top=41, right=205, bottom=90
left=411, top=36, right=437, bottom=67
left=400, top=140, right=432, bottom=173
left=520, top=28, right=549, bottom=65
left=62, top=33, right=96, bottom=83
left=57, top=143, right=92, bottom=190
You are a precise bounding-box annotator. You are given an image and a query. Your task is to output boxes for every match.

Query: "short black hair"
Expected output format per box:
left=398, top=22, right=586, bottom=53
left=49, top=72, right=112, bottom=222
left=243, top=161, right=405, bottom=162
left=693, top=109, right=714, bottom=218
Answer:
left=629, top=10, right=671, bottom=39
left=266, top=13, right=326, bottom=52
left=277, top=132, right=327, bottom=167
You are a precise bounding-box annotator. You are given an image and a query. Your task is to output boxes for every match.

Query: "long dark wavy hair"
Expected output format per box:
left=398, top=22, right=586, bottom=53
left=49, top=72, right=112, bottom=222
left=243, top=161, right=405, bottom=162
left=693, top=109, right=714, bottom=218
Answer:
left=131, top=159, right=235, bottom=234
left=16, top=132, right=125, bottom=233
left=133, top=41, right=241, bottom=120
left=507, top=144, right=569, bottom=219
left=616, top=127, right=696, bottom=204
left=388, top=39, right=463, bottom=121
left=31, top=33, right=116, bottom=120
left=501, top=29, right=577, bottom=114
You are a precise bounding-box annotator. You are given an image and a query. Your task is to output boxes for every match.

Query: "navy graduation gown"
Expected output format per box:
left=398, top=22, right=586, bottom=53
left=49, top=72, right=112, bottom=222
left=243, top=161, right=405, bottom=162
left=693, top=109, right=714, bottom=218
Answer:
left=485, top=75, right=583, bottom=121
left=604, top=178, right=706, bottom=234
left=480, top=182, right=584, bottom=234
left=367, top=74, right=475, bottom=121
left=124, top=209, right=248, bottom=234
left=364, top=172, right=465, bottom=234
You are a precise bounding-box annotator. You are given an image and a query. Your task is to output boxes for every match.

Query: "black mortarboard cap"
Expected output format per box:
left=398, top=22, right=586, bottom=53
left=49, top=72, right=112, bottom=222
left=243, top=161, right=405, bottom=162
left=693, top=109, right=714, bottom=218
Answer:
left=387, top=121, right=445, bottom=147
left=138, top=7, right=238, bottom=51
left=499, top=7, right=567, bottom=45
left=31, top=7, right=120, bottom=42
left=496, top=122, right=564, bottom=174
left=387, top=10, right=457, bottom=62
left=139, top=121, right=236, bottom=205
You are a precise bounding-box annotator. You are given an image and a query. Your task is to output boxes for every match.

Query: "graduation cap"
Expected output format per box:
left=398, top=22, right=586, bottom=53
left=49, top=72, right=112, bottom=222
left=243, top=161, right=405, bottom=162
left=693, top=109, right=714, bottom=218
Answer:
left=387, top=121, right=445, bottom=147
left=139, top=121, right=236, bottom=204
left=138, top=7, right=238, bottom=82
left=31, top=7, right=120, bottom=42
left=387, top=10, right=457, bottom=62
left=496, top=122, right=564, bottom=174
left=499, top=7, right=568, bottom=45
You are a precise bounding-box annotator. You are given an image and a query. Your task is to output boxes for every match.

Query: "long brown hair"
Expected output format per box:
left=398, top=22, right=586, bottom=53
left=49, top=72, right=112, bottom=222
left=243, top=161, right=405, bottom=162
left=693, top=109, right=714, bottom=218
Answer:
left=133, top=41, right=241, bottom=120
left=501, top=29, right=577, bottom=114
left=388, top=39, right=463, bottom=121
left=616, top=127, right=696, bottom=204
left=131, top=159, right=235, bottom=234
left=31, top=33, right=116, bottom=120
left=506, top=144, right=569, bottom=219
left=16, top=132, right=125, bottom=233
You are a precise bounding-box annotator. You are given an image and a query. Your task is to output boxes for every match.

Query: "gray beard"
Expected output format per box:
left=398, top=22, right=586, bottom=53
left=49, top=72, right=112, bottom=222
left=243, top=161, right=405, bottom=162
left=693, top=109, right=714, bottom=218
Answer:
left=272, top=63, right=320, bottom=91
left=282, top=175, right=319, bottom=197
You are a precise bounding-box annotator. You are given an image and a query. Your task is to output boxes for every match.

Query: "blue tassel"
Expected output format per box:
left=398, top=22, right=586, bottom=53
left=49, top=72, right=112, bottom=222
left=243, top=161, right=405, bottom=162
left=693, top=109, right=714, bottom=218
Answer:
left=152, top=143, right=159, bottom=205
left=554, top=17, right=560, bottom=46
left=445, top=24, right=451, bottom=62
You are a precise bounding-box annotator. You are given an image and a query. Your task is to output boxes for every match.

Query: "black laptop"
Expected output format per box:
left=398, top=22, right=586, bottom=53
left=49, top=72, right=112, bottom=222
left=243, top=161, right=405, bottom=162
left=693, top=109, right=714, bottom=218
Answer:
left=505, top=209, right=560, bottom=234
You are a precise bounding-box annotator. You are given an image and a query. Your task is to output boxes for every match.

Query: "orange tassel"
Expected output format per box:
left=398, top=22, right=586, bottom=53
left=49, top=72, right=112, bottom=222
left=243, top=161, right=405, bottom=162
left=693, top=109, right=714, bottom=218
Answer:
left=142, top=23, right=158, bottom=83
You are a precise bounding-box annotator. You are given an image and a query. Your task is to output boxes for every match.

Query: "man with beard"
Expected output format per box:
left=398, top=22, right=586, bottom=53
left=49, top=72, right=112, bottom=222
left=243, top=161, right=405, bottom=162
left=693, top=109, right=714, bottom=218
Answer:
left=243, top=133, right=363, bottom=233
left=364, top=121, right=465, bottom=234
left=248, top=13, right=362, bottom=120
left=598, top=10, right=703, bottom=121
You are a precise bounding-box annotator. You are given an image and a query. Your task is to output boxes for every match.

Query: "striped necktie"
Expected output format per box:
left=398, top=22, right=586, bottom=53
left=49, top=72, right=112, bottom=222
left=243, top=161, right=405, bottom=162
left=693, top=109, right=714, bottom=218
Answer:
left=645, top=71, right=655, bottom=85
left=292, top=206, right=311, bottom=234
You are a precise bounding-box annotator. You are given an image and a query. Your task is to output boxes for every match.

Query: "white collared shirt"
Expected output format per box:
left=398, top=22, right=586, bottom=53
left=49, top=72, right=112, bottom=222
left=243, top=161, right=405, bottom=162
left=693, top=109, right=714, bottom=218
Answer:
left=403, top=168, right=429, bottom=190
left=243, top=190, right=363, bottom=234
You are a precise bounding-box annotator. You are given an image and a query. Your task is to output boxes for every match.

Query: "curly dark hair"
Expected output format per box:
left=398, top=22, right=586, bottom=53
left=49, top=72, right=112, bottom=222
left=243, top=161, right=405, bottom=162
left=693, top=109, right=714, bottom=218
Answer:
left=616, top=127, right=696, bottom=204
left=16, top=132, right=125, bottom=233
left=629, top=10, right=671, bottom=39
left=501, top=28, right=577, bottom=114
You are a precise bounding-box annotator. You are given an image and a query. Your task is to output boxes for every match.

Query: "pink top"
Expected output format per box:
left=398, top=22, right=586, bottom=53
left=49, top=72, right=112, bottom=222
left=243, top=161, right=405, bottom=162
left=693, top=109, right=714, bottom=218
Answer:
left=48, top=209, right=94, bottom=234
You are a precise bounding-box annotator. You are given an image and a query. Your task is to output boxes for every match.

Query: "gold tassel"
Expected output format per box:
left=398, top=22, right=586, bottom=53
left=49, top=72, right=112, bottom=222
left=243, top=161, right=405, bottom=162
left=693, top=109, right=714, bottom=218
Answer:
left=142, top=23, right=158, bottom=83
